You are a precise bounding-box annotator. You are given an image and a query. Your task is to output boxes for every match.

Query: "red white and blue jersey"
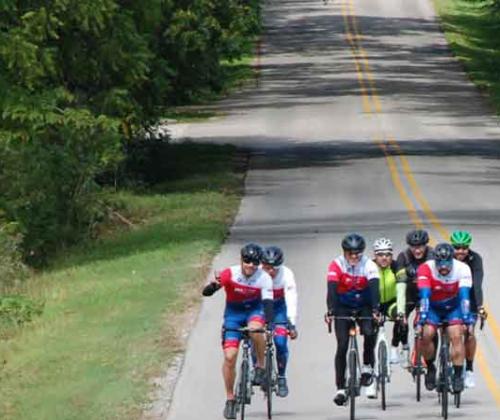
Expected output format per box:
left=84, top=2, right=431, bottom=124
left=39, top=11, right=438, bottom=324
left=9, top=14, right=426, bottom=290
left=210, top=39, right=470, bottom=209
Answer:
left=271, top=265, right=298, bottom=325
left=327, top=255, right=379, bottom=308
left=417, top=260, right=472, bottom=310
left=220, top=265, right=273, bottom=308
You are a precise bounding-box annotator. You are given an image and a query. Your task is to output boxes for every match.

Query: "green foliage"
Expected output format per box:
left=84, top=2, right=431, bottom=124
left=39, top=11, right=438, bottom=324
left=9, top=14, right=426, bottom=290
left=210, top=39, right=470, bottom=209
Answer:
left=0, top=222, right=29, bottom=291
left=0, top=0, right=261, bottom=265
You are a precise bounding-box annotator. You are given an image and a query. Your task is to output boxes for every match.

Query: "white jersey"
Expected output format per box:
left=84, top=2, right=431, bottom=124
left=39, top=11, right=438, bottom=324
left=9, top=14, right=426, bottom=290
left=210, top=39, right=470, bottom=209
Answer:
left=272, top=265, right=298, bottom=325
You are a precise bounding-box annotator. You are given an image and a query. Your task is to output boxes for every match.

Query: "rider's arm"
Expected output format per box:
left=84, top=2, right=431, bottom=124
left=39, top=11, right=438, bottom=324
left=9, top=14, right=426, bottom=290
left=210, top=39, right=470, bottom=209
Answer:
left=284, top=268, right=298, bottom=326
left=416, top=264, right=431, bottom=322
left=327, top=281, right=339, bottom=315
left=470, top=252, right=484, bottom=308
left=202, top=282, right=221, bottom=296
left=366, top=260, right=380, bottom=311
left=459, top=263, right=473, bottom=321
left=327, top=260, right=341, bottom=315
left=395, top=252, right=408, bottom=311
left=202, top=268, right=229, bottom=296
left=368, top=277, right=380, bottom=311
left=261, top=273, right=274, bottom=327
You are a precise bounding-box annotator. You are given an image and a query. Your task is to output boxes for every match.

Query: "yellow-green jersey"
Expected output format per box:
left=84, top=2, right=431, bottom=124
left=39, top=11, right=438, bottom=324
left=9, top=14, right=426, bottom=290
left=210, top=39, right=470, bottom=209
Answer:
left=377, top=261, right=398, bottom=304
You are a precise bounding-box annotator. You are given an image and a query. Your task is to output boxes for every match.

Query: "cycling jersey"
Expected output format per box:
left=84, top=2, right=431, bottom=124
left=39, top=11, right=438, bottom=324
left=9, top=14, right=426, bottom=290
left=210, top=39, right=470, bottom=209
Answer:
left=220, top=265, right=273, bottom=307
left=417, top=259, right=472, bottom=311
left=460, top=249, right=483, bottom=311
left=395, top=247, right=434, bottom=307
left=377, top=261, right=397, bottom=304
left=271, top=265, right=298, bottom=326
left=220, top=265, right=273, bottom=349
left=327, top=255, right=379, bottom=308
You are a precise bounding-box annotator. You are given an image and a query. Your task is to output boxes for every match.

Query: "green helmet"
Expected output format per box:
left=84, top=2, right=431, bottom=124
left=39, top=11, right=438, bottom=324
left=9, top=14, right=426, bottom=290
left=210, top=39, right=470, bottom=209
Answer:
left=450, top=230, right=472, bottom=247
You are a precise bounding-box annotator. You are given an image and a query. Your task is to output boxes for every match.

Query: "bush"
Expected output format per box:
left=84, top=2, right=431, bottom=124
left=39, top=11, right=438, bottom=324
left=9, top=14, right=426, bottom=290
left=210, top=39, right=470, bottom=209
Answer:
left=0, top=222, right=29, bottom=291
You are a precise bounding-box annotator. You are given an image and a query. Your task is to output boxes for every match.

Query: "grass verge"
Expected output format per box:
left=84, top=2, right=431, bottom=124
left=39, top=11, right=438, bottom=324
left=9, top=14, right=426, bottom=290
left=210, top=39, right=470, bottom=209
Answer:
left=0, top=143, right=247, bottom=420
left=435, top=0, right=500, bottom=114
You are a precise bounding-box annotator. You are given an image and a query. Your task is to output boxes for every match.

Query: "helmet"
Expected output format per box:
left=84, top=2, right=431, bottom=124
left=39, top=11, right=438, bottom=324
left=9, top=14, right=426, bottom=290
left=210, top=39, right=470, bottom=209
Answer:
left=434, top=243, right=454, bottom=269
left=373, top=237, right=393, bottom=254
left=240, top=243, right=263, bottom=264
left=262, top=246, right=284, bottom=266
left=341, top=233, right=366, bottom=253
left=406, top=229, right=429, bottom=246
left=450, top=230, right=472, bottom=247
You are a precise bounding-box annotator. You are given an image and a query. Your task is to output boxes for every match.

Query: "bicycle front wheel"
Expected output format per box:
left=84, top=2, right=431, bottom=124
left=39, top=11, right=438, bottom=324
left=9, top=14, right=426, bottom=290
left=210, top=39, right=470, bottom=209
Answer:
left=238, top=360, right=248, bottom=420
left=265, top=348, right=273, bottom=419
left=348, top=349, right=357, bottom=420
left=378, top=341, right=388, bottom=410
left=440, top=360, right=449, bottom=419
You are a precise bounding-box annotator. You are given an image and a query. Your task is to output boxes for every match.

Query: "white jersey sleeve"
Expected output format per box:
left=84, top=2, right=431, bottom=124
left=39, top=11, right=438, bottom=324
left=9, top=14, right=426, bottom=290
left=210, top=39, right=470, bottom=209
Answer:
left=260, top=270, right=274, bottom=301
left=283, top=266, right=298, bottom=326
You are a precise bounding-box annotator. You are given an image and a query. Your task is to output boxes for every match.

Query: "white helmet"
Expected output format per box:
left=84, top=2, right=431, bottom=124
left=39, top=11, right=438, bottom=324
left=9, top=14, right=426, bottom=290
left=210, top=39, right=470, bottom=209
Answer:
left=373, top=237, right=393, bottom=254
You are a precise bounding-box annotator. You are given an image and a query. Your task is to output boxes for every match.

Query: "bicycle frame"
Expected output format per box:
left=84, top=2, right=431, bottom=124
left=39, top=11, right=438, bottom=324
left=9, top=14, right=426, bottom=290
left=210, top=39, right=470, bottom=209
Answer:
left=374, top=316, right=391, bottom=410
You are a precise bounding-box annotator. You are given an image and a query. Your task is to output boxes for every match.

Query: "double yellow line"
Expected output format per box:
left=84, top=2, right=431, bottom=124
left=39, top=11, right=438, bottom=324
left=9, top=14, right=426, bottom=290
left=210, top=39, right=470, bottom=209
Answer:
left=340, top=0, right=500, bottom=406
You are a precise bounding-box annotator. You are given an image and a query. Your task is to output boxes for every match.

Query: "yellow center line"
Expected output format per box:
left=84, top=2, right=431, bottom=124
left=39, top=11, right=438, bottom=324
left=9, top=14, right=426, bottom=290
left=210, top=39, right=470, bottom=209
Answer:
left=342, top=0, right=500, bottom=407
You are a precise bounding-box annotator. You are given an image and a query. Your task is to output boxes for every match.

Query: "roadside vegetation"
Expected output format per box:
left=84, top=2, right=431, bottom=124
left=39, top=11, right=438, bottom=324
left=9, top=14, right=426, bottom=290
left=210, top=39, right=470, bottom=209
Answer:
left=435, top=0, right=500, bottom=114
left=0, top=0, right=259, bottom=418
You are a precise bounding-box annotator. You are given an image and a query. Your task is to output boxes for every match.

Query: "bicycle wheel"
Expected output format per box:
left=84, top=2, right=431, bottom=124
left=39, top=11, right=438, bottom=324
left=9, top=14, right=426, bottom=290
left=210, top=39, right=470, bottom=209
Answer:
left=348, top=349, right=357, bottom=420
left=239, top=360, right=248, bottom=420
left=414, top=346, right=422, bottom=402
left=378, top=341, right=388, bottom=410
left=454, top=390, right=461, bottom=408
left=265, top=347, right=273, bottom=419
left=440, top=355, right=449, bottom=419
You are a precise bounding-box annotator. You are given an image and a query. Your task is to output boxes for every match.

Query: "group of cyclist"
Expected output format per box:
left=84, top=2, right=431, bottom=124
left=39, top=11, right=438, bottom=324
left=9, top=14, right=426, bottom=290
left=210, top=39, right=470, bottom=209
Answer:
left=202, top=229, right=486, bottom=419
left=326, top=229, right=487, bottom=406
left=202, top=243, right=298, bottom=419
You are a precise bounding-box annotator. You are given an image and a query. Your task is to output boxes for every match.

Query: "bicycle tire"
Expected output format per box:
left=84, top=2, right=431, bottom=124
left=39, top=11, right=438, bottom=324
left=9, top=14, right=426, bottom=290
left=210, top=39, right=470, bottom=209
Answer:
left=440, top=347, right=449, bottom=419
left=265, top=347, right=273, bottom=419
left=348, top=349, right=357, bottom=420
left=415, top=346, right=422, bottom=402
left=378, top=341, right=387, bottom=410
left=239, top=359, right=248, bottom=420
left=454, top=390, right=461, bottom=408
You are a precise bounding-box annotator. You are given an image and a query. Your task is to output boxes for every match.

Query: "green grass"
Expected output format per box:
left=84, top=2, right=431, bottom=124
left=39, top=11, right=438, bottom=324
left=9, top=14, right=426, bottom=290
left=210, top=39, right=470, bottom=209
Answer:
left=0, top=144, right=246, bottom=420
left=435, top=0, right=500, bottom=114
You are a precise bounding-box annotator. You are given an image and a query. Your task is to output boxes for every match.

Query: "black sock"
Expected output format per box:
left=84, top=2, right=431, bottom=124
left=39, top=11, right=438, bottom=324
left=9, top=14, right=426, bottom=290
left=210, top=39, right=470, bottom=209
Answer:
left=466, top=359, right=473, bottom=372
left=426, top=359, right=435, bottom=371
left=453, top=365, right=463, bottom=377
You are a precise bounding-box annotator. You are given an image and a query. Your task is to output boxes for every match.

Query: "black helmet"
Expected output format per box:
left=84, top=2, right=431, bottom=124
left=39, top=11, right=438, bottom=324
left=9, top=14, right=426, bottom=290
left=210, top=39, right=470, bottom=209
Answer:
left=406, top=229, right=429, bottom=246
left=240, top=243, right=263, bottom=264
left=434, top=243, right=454, bottom=269
left=262, top=246, right=284, bottom=266
left=341, top=233, right=366, bottom=253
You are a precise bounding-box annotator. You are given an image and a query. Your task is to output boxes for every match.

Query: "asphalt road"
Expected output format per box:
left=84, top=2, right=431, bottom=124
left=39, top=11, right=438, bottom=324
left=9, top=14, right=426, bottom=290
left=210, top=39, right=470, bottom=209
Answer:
left=165, top=0, right=500, bottom=419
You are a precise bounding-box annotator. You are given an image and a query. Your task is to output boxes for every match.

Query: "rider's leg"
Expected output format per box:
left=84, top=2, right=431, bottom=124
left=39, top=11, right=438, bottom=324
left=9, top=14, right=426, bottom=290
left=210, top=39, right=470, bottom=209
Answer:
left=334, top=317, right=350, bottom=389
left=249, top=318, right=266, bottom=368
left=222, top=347, right=239, bottom=400
left=421, top=324, right=437, bottom=362
left=448, top=324, right=465, bottom=366
left=465, top=322, right=477, bottom=370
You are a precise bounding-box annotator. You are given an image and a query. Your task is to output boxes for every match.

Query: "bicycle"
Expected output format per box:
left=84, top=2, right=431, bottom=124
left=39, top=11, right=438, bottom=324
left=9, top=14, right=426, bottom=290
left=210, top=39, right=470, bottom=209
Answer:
left=327, top=313, right=374, bottom=420
left=263, top=327, right=277, bottom=419
left=225, top=326, right=266, bottom=420
left=374, top=315, right=391, bottom=410
left=434, top=321, right=465, bottom=420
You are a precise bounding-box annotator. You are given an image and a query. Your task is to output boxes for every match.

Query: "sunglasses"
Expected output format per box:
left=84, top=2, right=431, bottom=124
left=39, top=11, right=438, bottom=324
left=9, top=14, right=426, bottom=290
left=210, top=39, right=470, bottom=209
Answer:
left=375, top=252, right=392, bottom=257
left=242, top=257, right=260, bottom=265
left=453, top=245, right=469, bottom=251
left=347, top=251, right=362, bottom=257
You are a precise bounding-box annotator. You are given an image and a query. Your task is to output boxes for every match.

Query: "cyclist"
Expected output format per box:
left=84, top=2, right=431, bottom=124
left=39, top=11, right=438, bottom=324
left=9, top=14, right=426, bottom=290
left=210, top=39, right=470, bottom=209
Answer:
left=450, top=230, right=488, bottom=388
left=261, top=246, right=298, bottom=398
left=417, top=242, right=472, bottom=393
left=394, top=229, right=434, bottom=367
left=371, top=238, right=406, bottom=370
left=202, top=243, right=274, bottom=419
left=325, top=233, right=380, bottom=406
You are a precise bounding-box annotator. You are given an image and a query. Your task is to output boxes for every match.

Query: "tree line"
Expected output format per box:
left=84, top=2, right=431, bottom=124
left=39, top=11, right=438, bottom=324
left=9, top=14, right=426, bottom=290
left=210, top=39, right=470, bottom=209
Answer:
left=0, top=0, right=261, bottom=274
